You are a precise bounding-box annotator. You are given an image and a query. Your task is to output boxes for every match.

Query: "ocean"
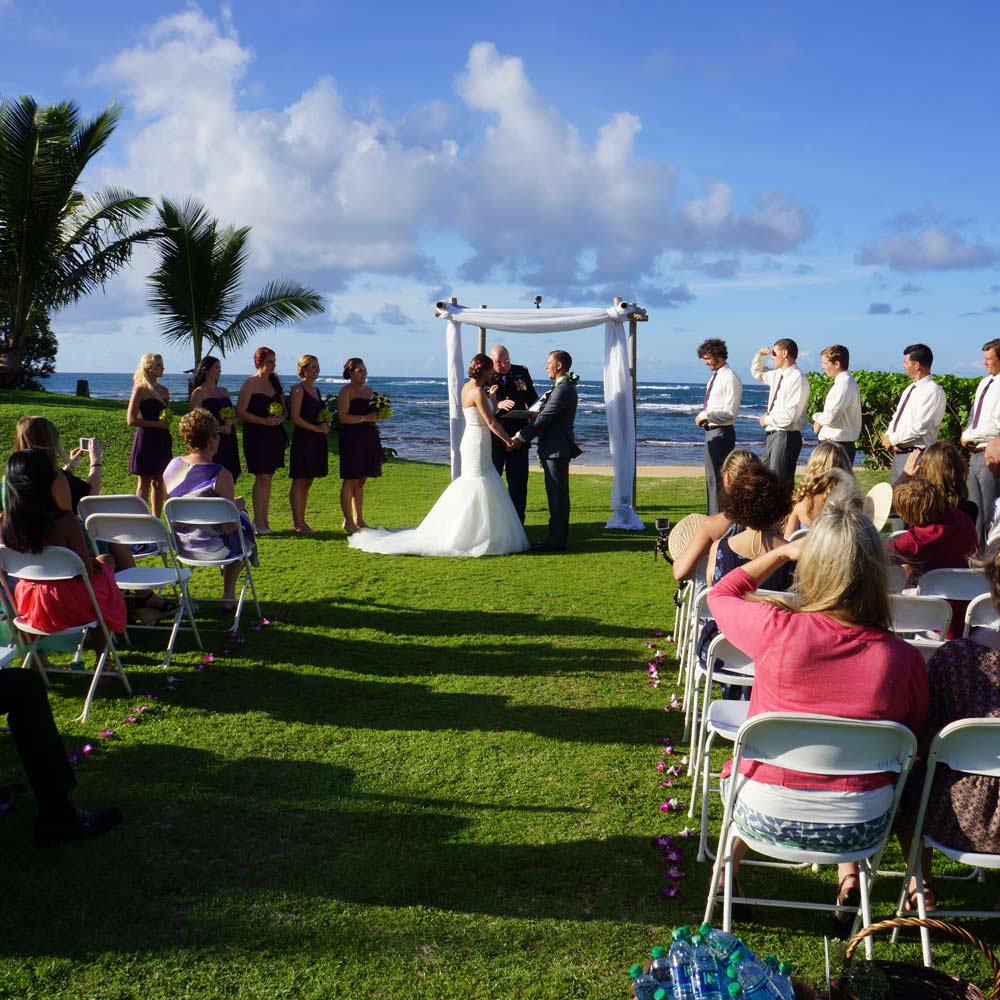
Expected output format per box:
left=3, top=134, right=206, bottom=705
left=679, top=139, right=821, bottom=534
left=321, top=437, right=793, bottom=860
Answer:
left=39, top=372, right=780, bottom=466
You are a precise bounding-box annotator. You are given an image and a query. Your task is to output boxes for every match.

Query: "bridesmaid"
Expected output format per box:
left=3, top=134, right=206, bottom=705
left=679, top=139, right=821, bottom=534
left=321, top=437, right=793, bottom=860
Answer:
left=288, top=354, right=331, bottom=533
left=189, top=355, right=241, bottom=483
left=237, top=346, right=286, bottom=535
left=336, top=357, right=383, bottom=534
left=126, top=352, right=172, bottom=516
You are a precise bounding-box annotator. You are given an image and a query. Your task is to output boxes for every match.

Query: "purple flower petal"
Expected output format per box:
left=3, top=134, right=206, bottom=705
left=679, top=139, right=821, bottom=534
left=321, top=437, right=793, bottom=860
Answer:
left=666, top=865, right=685, bottom=879
left=222, top=648, right=231, bottom=655
left=202, top=653, right=214, bottom=663
left=68, top=752, right=83, bottom=765
left=653, top=630, right=664, bottom=637
left=663, top=847, right=683, bottom=862
left=652, top=835, right=673, bottom=849
left=166, top=676, right=179, bottom=683
left=122, top=715, right=138, bottom=724
left=648, top=679, right=661, bottom=688
left=660, top=884, right=680, bottom=899
left=81, top=744, right=95, bottom=755
left=679, top=826, right=696, bottom=839
left=251, top=624, right=262, bottom=632
left=137, top=705, right=152, bottom=712
left=261, top=618, right=271, bottom=626
left=99, top=729, right=116, bottom=739
left=164, top=684, right=177, bottom=692
left=659, top=737, right=673, bottom=746
left=655, top=760, right=666, bottom=773
left=661, top=779, right=673, bottom=787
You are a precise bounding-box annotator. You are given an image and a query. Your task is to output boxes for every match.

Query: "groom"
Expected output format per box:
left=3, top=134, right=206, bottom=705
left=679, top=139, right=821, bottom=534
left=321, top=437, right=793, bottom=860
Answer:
left=510, top=349, right=578, bottom=552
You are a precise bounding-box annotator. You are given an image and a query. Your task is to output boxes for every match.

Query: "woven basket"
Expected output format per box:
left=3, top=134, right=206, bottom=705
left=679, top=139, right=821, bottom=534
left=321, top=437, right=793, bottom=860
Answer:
left=838, top=917, right=1000, bottom=1000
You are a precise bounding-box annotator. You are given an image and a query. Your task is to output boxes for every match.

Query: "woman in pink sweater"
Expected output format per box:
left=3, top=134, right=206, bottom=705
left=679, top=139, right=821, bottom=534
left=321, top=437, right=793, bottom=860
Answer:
left=707, top=499, right=928, bottom=926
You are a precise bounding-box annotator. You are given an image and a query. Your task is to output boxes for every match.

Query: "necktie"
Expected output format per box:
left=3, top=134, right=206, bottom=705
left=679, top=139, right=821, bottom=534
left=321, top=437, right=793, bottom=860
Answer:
left=891, top=384, right=916, bottom=432
left=972, top=378, right=994, bottom=428
left=765, top=375, right=783, bottom=415
left=703, top=372, right=717, bottom=408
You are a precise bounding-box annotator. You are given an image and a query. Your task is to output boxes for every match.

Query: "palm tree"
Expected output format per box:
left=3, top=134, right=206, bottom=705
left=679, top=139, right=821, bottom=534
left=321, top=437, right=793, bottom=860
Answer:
left=0, top=96, right=156, bottom=387
left=147, top=198, right=325, bottom=367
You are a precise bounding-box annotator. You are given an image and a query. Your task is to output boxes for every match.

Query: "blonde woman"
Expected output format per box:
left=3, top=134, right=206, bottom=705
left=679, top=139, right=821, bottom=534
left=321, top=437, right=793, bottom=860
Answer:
left=708, top=500, right=928, bottom=925
left=783, top=442, right=854, bottom=536
left=126, top=353, right=172, bottom=515
left=899, top=441, right=976, bottom=525
left=288, top=354, right=330, bottom=533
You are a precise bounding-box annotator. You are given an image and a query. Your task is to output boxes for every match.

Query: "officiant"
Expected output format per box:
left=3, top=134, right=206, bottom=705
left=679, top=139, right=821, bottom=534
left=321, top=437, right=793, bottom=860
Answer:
left=487, top=344, right=538, bottom=523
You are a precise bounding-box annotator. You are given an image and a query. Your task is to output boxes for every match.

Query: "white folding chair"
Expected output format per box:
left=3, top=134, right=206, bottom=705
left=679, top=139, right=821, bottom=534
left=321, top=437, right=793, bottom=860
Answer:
left=682, top=587, right=713, bottom=747
left=79, top=494, right=168, bottom=561
left=894, top=718, right=1000, bottom=966
left=163, top=497, right=262, bottom=631
left=890, top=594, right=952, bottom=638
left=887, top=564, right=908, bottom=593
left=786, top=528, right=810, bottom=542
left=904, top=637, right=945, bottom=663
left=916, top=568, right=990, bottom=604
left=0, top=577, right=24, bottom=669
left=0, top=545, right=131, bottom=722
left=704, top=712, right=917, bottom=956
left=964, top=593, right=1000, bottom=637
left=84, top=513, right=203, bottom=668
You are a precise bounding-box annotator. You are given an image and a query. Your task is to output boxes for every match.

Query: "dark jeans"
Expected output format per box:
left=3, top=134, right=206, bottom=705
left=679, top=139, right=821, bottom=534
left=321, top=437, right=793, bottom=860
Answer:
left=0, top=669, right=76, bottom=819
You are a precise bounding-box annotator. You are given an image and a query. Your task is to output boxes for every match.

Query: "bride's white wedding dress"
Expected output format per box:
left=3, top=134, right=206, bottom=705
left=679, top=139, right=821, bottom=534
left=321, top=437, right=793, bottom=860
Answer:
left=348, top=406, right=530, bottom=557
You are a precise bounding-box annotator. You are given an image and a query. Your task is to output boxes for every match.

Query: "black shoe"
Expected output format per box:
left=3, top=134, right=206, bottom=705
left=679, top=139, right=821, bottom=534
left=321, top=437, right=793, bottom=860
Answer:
left=36, top=807, right=123, bottom=846
left=530, top=541, right=566, bottom=552
left=831, top=874, right=861, bottom=938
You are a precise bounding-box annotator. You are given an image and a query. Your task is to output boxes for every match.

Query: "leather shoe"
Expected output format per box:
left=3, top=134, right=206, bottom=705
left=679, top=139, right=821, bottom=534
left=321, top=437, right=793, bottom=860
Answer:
left=36, top=806, right=123, bottom=847
left=530, top=541, right=566, bottom=552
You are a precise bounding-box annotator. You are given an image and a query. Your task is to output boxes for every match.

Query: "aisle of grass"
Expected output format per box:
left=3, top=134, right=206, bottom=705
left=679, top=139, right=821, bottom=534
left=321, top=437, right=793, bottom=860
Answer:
left=0, top=392, right=992, bottom=998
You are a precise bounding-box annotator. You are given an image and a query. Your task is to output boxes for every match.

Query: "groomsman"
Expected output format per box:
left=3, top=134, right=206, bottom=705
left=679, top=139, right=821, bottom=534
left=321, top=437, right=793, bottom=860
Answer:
left=750, top=338, right=809, bottom=487
left=694, top=338, right=741, bottom=514
left=487, top=344, right=538, bottom=522
left=811, top=344, right=862, bottom=465
left=961, top=338, right=1000, bottom=547
left=881, top=343, right=946, bottom=480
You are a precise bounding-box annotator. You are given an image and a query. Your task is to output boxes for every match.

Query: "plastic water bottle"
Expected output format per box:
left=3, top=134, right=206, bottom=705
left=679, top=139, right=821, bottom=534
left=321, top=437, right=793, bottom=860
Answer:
left=629, top=963, right=661, bottom=1000
left=697, top=924, right=753, bottom=964
left=773, top=962, right=795, bottom=1000
left=649, top=946, right=672, bottom=985
left=669, top=929, right=695, bottom=1000
left=690, top=935, right=724, bottom=999
left=726, top=983, right=743, bottom=999
left=730, top=957, right=783, bottom=1000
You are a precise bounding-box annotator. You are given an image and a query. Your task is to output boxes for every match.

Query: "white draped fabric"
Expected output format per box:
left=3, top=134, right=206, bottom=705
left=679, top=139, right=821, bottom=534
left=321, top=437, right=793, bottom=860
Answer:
left=438, top=303, right=644, bottom=530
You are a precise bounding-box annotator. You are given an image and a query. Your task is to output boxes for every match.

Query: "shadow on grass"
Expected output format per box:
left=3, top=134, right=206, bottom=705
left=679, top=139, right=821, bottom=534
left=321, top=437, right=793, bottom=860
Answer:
left=0, top=744, right=666, bottom=957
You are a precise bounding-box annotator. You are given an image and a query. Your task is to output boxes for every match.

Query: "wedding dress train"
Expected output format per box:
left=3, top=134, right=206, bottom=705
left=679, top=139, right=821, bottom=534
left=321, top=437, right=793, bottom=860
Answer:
left=348, top=406, right=530, bottom=557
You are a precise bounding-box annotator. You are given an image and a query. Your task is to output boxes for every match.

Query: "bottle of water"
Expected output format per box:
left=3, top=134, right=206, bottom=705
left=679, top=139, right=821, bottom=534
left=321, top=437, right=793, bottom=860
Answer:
left=649, top=946, right=672, bottom=985
left=773, top=962, right=795, bottom=1000
left=730, top=957, right=783, bottom=1000
left=697, top=924, right=753, bottom=965
left=629, top=962, right=661, bottom=1000
left=669, top=929, right=695, bottom=1000
left=726, top=982, right=743, bottom=999
left=690, top=935, right=723, bottom=999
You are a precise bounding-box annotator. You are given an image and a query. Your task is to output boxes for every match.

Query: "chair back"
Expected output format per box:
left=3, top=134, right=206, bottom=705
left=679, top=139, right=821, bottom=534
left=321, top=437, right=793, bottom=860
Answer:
left=890, top=593, right=952, bottom=636
left=0, top=544, right=87, bottom=582
left=786, top=528, right=809, bottom=542
left=887, top=563, right=908, bottom=593
left=705, top=634, right=754, bottom=680
left=78, top=494, right=151, bottom=520
left=164, top=496, right=240, bottom=528
left=928, top=718, right=1000, bottom=778
left=964, top=592, right=1000, bottom=636
left=904, top=637, right=944, bottom=663
left=916, top=568, right=990, bottom=603
left=84, top=512, right=171, bottom=550
left=734, top=712, right=916, bottom=779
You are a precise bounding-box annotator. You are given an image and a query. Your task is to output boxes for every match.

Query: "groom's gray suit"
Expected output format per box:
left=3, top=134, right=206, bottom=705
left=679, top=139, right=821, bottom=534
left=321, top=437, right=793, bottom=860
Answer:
left=516, top=376, right=579, bottom=550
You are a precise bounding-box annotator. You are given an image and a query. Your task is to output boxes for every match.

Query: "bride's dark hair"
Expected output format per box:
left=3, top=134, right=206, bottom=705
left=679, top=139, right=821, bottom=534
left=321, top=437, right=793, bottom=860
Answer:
left=468, top=354, right=493, bottom=379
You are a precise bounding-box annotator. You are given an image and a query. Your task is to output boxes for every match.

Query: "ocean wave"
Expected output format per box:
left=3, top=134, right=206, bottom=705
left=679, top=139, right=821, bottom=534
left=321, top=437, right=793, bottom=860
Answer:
left=637, top=403, right=701, bottom=413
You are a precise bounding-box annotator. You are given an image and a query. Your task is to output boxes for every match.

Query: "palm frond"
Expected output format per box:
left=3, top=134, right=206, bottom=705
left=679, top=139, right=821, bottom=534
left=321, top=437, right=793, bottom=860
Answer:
left=219, top=280, right=325, bottom=351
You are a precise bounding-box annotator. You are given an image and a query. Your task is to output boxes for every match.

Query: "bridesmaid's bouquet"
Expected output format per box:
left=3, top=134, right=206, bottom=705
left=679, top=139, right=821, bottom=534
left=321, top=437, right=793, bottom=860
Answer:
left=316, top=407, right=333, bottom=424
left=158, top=408, right=173, bottom=425
left=267, top=401, right=283, bottom=417
left=370, top=392, right=392, bottom=420
left=218, top=406, right=236, bottom=422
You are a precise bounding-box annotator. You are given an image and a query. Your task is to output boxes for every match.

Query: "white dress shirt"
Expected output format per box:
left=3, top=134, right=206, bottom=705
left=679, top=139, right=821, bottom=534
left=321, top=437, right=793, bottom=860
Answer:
left=696, top=364, right=742, bottom=427
left=750, top=354, right=809, bottom=432
left=812, top=371, right=862, bottom=443
left=885, top=375, right=946, bottom=448
left=961, top=375, right=1000, bottom=447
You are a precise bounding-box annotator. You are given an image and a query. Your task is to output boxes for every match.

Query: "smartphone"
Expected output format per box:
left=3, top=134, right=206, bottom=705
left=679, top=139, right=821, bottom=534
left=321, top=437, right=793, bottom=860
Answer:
left=79, top=437, right=93, bottom=450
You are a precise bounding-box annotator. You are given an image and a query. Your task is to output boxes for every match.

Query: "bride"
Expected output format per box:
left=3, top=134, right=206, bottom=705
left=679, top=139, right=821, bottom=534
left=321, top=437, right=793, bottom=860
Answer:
left=348, top=354, right=530, bottom=557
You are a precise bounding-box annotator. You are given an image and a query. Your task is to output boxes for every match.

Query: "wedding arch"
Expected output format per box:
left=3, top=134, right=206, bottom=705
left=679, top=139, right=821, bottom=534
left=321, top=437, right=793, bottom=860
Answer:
left=434, top=297, right=648, bottom=530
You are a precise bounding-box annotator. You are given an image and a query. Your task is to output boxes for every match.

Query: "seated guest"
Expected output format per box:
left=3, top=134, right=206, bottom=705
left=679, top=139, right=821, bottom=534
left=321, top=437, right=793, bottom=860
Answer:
left=163, top=409, right=257, bottom=611
left=896, top=441, right=977, bottom=526
left=0, top=669, right=122, bottom=844
left=889, top=478, right=979, bottom=638
left=672, top=450, right=762, bottom=583
left=708, top=499, right=928, bottom=926
left=784, top=441, right=854, bottom=537
left=0, top=450, right=127, bottom=642
left=895, top=540, right=1000, bottom=912
left=12, top=416, right=172, bottom=624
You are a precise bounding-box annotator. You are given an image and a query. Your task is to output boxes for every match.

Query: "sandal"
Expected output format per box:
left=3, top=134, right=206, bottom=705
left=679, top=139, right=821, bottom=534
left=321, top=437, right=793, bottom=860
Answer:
left=832, top=873, right=861, bottom=937
left=903, top=879, right=937, bottom=913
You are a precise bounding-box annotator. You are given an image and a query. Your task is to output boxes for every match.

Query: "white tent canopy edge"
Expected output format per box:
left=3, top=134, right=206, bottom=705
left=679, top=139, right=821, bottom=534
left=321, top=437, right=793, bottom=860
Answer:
left=434, top=300, right=645, bottom=530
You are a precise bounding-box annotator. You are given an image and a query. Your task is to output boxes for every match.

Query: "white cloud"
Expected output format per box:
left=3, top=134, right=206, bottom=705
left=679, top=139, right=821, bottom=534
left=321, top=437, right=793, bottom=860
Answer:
left=857, top=222, right=997, bottom=272
left=93, top=12, right=812, bottom=302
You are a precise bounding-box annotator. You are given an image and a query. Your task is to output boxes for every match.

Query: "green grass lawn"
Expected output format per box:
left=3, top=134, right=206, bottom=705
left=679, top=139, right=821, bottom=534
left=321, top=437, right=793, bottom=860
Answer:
left=0, top=392, right=993, bottom=998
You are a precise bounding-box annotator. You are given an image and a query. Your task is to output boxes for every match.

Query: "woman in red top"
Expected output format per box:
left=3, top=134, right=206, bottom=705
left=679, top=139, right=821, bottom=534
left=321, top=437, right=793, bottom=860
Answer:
left=708, top=498, right=928, bottom=924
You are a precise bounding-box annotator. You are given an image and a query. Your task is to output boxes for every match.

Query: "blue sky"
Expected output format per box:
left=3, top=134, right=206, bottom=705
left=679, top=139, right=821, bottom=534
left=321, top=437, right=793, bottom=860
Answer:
left=4, top=1, right=1000, bottom=382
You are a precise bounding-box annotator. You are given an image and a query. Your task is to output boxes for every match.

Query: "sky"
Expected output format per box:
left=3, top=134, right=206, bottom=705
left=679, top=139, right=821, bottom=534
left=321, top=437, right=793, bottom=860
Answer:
left=4, top=0, right=1000, bottom=382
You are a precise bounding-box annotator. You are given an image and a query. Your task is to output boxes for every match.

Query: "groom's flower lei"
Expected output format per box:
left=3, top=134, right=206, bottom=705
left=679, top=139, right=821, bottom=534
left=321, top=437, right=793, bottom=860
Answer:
left=566, top=372, right=580, bottom=383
